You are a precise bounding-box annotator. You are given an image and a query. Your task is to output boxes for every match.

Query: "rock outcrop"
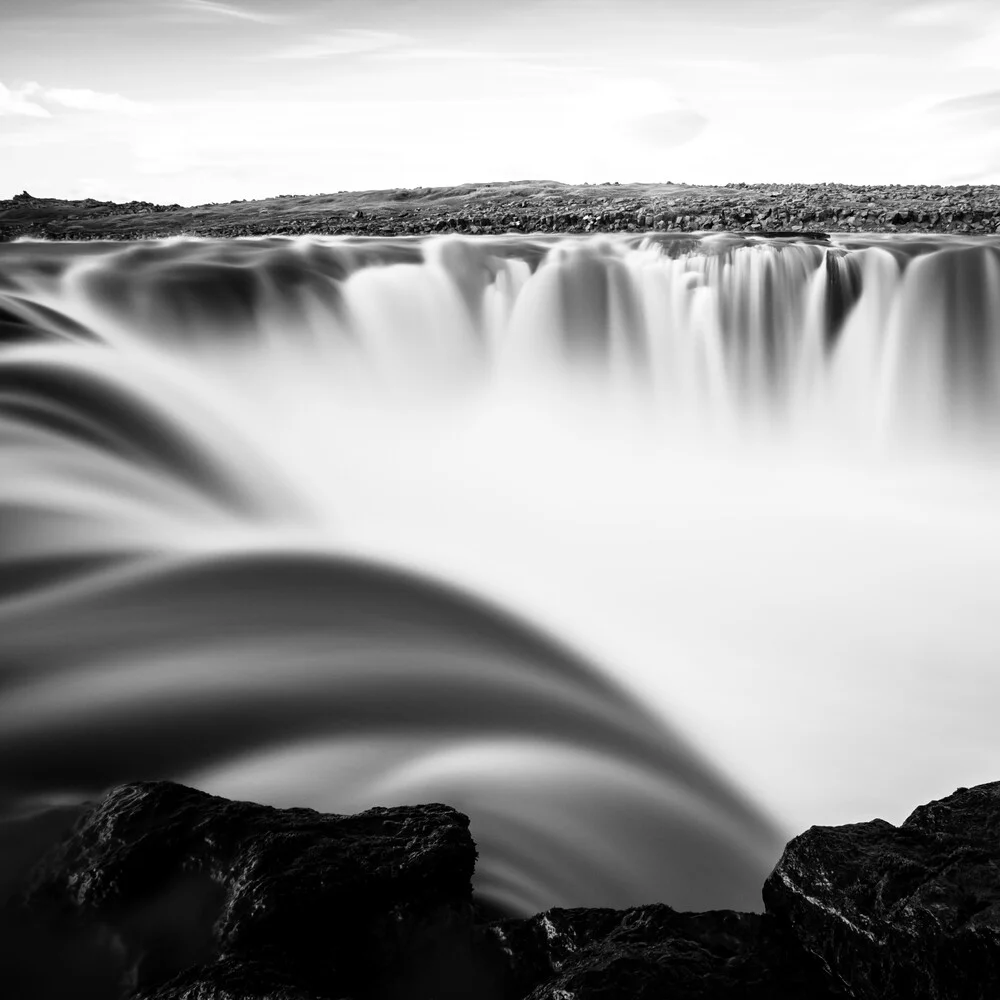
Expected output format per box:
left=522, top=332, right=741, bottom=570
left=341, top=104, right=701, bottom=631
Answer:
left=486, top=905, right=841, bottom=999
left=764, top=781, right=1000, bottom=1000
left=3, top=779, right=1000, bottom=999
left=0, top=782, right=493, bottom=1000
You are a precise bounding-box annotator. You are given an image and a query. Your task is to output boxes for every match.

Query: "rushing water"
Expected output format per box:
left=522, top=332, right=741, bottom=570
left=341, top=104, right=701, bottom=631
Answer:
left=1, top=231, right=999, bottom=917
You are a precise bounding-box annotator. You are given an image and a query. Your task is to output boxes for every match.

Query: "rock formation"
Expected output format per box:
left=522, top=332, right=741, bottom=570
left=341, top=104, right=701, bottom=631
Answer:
left=3, top=779, right=1000, bottom=998
left=764, top=782, right=1000, bottom=999
left=0, top=782, right=495, bottom=1000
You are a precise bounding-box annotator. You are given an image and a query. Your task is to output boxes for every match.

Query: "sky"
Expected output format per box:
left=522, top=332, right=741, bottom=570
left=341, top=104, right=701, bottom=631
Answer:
left=1, top=0, right=1000, bottom=204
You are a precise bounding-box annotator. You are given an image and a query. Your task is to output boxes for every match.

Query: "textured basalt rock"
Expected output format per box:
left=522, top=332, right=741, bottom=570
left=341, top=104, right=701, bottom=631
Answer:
left=763, top=781, right=1000, bottom=1000
left=487, top=905, right=842, bottom=999
left=0, top=781, right=490, bottom=1000
left=135, top=958, right=335, bottom=999
left=4, top=779, right=1000, bottom=999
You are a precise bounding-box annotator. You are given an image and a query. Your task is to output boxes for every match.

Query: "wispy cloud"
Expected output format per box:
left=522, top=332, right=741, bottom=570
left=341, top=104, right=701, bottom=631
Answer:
left=374, top=47, right=561, bottom=62
left=885, top=2, right=1000, bottom=71
left=931, top=89, right=1000, bottom=115
left=0, top=130, right=69, bottom=149
left=268, top=29, right=409, bottom=59
left=174, top=0, right=282, bottom=24
left=0, top=82, right=51, bottom=118
left=954, top=24, right=1000, bottom=68
left=363, top=46, right=602, bottom=84
left=888, top=1, right=980, bottom=27
left=0, top=81, right=149, bottom=118
left=46, top=88, right=149, bottom=115
left=629, top=109, right=708, bottom=149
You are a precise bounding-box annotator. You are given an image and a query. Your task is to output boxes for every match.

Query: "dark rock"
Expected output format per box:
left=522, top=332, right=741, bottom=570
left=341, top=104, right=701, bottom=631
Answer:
left=137, top=958, right=328, bottom=999
left=759, top=231, right=830, bottom=240
left=763, top=781, right=1000, bottom=999
left=487, top=780, right=1000, bottom=999
left=486, top=905, right=841, bottom=1000
left=2, top=781, right=491, bottom=1000
left=6, top=779, right=1000, bottom=999
left=0, top=802, right=87, bottom=901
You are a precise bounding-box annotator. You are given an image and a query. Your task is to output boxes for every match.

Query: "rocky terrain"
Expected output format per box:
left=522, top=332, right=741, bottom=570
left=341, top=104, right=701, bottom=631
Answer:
left=3, top=181, right=1000, bottom=240
left=3, top=778, right=1000, bottom=999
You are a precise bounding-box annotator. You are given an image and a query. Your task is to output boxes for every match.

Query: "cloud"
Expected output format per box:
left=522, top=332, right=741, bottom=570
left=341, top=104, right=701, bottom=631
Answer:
left=0, top=130, right=69, bottom=149
left=885, top=2, right=1000, bottom=70
left=268, top=29, right=409, bottom=59
left=954, top=25, right=1000, bottom=68
left=628, top=109, right=708, bottom=149
left=0, top=82, right=51, bottom=118
left=46, top=88, right=149, bottom=115
left=173, top=0, right=282, bottom=23
left=933, top=89, right=1000, bottom=113
left=887, top=1, right=1000, bottom=70
left=888, top=1, right=980, bottom=27
left=930, top=89, right=1000, bottom=119
left=374, top=47, right=566, bottom=63
left=0, top=81, right=149, bottom=119
left=376, top=47, right=515, bottom=62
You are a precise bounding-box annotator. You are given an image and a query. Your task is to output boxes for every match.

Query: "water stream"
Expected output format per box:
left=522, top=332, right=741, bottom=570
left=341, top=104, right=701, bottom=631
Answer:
left=2, top=231, right=999, bottom=915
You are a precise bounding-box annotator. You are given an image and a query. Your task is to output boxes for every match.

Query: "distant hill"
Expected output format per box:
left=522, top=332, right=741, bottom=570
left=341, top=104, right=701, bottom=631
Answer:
left=3, top=180, right=1000, bottom=239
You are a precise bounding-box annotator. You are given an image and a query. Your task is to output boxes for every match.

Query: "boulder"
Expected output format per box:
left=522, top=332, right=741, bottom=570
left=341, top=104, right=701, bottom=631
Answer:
left=486, top=905, right=841, bottom=1000
left=6, top=779, right=1000, bottom=999
left=1, top=781, right=490, bottom=1000
left=137, top=958, right=328, bottom=999
left=763, top=782, right=1000, bottom=999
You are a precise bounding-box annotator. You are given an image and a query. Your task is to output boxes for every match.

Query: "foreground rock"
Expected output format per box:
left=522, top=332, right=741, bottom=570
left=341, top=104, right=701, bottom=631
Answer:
left=3, top=181, right=1000, bottom=240
left=765, top=781, right=1000, bottom=999
left=487, top=905, right=841, bottom=999
left=0, top=782, right=491, bottom=1000
left=3, top=780, right=1000, bottom=998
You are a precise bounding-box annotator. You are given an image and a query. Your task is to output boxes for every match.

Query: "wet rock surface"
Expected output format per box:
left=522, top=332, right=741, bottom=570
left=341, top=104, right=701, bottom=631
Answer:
left=3, top=780, right=1000, bottom=998
left=487, top=905, right=842, bottom=999
left=764, top=781, right=1000, bottom=1000
left=0, top=782, right=488, bottom=1000
left=3, top=181, right=1000, bottom=240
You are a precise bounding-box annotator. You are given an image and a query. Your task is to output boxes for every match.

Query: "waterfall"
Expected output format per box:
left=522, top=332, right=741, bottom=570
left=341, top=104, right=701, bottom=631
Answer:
left=2, top=232, right=999, bottom=916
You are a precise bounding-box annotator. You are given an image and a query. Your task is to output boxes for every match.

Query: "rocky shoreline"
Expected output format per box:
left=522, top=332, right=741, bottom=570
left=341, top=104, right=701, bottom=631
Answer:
left=3, top=778, right=1000, bottom=999
left=3, top=181, right=1000, bottom=240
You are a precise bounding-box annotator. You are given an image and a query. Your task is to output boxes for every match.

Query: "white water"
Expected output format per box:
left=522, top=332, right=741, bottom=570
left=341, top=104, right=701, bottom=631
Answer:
left=2, top=231, right=999, bottom=914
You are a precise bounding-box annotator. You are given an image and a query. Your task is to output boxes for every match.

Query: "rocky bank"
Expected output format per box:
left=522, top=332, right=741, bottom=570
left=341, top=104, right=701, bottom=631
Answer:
left=3, top=779, right=1000, bottom=999
left=3, top=181, right=1000, bottom=240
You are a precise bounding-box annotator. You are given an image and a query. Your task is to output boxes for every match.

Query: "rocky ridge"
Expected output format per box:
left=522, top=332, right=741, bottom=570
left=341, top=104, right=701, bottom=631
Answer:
left=3, top=181, right=1000, bottom=240
left=3, top=779, right=1000, bottom=999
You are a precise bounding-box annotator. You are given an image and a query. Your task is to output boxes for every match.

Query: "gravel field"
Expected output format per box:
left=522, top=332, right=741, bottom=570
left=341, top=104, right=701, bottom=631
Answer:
left=3, top=180, right=1000, bottom=240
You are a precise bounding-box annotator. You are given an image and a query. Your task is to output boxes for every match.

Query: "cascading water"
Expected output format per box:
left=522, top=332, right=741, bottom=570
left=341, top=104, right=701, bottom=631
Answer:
left=2, top=231, right=1000, bottom=917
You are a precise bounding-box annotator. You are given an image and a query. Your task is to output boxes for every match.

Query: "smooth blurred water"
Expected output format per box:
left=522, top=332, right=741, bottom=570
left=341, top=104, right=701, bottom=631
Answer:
left=2, top=231, right=999, bottom=915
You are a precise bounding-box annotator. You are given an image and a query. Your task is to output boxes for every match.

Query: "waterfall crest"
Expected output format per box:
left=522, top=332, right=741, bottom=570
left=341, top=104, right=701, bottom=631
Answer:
left=2, top=232, right=999, bottom=915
